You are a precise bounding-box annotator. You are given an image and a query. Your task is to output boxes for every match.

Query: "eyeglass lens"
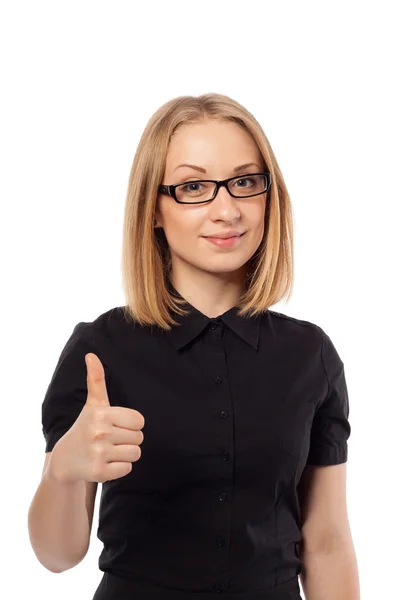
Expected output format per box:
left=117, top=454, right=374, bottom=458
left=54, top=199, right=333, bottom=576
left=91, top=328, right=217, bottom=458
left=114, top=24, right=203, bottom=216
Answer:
left=175, top=174, right=268, bottom=203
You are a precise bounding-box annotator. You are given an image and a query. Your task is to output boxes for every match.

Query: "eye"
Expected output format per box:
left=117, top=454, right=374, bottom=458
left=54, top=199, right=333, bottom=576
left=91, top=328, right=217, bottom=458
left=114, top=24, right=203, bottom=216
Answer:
left=180, top=182, right=203, bottom=192
left=178, top=181, right=209, bottom=194
left=233, top=176, right=256, bottom=188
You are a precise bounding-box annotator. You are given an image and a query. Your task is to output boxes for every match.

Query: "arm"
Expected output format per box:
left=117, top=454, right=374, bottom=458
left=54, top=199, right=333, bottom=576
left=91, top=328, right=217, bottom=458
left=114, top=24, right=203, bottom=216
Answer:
left=27, top=449, right=98, bottom=573
left=297, top=463, right=360, bottom=600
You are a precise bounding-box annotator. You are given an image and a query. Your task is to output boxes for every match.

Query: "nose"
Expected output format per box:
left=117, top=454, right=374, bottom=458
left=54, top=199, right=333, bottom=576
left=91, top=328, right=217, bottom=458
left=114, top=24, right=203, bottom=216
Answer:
left=210, top=183, right=241, bottom=221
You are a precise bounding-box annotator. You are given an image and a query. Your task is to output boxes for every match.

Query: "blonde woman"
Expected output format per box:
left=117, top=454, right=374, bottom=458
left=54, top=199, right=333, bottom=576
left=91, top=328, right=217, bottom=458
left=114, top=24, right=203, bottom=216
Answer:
left=28, top=93, right=360, bottom=600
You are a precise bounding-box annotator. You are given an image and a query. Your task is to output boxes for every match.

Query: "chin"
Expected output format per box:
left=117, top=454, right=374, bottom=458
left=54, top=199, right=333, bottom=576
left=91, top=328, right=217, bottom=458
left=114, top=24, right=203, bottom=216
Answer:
left=200, top=261, right=248, bottom=274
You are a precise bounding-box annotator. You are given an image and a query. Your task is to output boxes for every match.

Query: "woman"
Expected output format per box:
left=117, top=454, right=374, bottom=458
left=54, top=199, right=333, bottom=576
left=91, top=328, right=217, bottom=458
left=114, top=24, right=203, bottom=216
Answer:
left=29, top=93, right=359, bottom=599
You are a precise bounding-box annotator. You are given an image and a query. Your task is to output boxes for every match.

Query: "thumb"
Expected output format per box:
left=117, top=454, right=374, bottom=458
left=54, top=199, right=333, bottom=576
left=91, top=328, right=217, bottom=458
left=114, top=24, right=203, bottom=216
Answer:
left=85, top=353, right=110, bottom=406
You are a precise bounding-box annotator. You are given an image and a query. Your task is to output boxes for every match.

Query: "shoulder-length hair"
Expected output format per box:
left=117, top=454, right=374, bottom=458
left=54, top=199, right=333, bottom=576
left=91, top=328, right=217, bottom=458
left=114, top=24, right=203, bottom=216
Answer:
left=121, top=93, right=294, bottom=330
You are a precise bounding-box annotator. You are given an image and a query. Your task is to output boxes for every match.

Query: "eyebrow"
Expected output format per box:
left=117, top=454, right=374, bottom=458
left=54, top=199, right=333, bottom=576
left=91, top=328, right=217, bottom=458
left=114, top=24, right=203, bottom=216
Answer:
left=174, top=162, right=261, bottom=174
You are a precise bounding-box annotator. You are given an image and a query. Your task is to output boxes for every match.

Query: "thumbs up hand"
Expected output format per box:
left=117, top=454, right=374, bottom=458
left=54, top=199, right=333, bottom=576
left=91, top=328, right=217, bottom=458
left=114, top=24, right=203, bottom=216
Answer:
left=48, top=353, right=145, bottom=484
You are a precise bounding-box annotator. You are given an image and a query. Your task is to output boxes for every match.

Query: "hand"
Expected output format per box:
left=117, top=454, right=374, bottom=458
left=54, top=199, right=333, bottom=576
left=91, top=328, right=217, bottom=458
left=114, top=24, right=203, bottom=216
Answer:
left=49, top=353, right=145, bottom=484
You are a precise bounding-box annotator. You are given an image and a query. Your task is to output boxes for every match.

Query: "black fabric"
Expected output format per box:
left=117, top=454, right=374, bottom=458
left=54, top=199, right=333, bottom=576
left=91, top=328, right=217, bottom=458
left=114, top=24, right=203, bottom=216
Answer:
left=92, top=571, right=302, bottom=599
left=41, top=284, right=350, bottom=599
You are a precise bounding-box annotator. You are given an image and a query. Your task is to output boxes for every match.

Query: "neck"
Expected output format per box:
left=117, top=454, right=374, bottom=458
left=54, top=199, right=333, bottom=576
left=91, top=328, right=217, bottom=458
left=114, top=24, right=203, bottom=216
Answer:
left=169, top=267, right=247, bottom=318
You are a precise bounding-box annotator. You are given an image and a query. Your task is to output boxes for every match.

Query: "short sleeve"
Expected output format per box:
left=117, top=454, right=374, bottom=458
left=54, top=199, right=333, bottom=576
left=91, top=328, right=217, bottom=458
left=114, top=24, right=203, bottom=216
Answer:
left=306, top=329, right=351, bottom=466
left=41, top=321, right=96, bottom=453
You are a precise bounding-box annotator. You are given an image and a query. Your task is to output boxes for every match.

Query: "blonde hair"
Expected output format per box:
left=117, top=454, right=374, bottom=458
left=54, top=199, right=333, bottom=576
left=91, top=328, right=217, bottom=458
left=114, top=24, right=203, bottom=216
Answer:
left=121, top=93, right=294, bottom=330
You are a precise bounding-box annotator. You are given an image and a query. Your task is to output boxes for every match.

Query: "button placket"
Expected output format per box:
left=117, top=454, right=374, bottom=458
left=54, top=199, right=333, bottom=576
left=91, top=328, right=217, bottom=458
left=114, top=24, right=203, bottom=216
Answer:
left=206, top=318, right=231, bottom=589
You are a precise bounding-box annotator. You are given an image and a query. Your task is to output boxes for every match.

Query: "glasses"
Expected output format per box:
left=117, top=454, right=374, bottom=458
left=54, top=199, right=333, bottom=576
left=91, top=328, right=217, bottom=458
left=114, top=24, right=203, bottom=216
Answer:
left=158, top=171, right=271, bottom=204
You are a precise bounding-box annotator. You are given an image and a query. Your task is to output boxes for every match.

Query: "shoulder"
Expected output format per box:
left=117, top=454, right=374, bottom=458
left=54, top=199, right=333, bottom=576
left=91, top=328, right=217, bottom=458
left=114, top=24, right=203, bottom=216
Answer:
left=266, top=308, right=325, bottom=343
left=90, top=305, right=154, bottom=345
left=66, top=307, right=127, bottom=341
left=266, top=309, right=343, bottom=371
left=93, top=306, right=126, bottom=328
left=267, top=308, right=321, bottom=329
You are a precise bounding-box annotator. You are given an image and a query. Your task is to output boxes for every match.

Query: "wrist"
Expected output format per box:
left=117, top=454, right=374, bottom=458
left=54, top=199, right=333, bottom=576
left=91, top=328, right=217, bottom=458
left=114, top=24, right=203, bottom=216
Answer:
left=44, top=445, right=80, bottom=486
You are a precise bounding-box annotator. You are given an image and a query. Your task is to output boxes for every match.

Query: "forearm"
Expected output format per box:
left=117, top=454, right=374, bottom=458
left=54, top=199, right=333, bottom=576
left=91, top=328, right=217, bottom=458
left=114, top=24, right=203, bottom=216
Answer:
left=300, top=545, right=360, bottom=600
left=27, top=465, right=91, bottom=573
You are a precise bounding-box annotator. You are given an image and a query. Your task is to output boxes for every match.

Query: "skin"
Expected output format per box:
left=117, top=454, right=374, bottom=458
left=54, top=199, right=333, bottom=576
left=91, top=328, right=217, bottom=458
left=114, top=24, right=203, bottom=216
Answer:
left=155, top=118, right=267, bottom=318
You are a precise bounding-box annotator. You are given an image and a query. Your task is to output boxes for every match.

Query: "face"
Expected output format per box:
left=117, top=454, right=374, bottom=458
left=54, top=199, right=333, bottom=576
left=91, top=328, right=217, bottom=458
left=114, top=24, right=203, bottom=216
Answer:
left=155, top=119, right=268, bottom=286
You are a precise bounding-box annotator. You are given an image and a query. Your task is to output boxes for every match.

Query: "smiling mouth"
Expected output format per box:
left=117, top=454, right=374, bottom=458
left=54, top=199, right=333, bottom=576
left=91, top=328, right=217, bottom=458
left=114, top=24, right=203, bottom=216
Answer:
left=202, top=233, right=246, bottom=248
left=204, top=233, right=245, bottom=240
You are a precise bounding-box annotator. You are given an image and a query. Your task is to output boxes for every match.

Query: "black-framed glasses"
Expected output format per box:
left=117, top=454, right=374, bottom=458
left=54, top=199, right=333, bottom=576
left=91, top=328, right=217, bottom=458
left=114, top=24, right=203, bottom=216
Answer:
left=158, top=171, right=271, bottom=204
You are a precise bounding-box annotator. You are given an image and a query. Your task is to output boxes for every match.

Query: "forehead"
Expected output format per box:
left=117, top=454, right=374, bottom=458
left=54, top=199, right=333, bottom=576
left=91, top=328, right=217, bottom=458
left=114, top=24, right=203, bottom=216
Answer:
left=165, top=119, right=261, bottom=172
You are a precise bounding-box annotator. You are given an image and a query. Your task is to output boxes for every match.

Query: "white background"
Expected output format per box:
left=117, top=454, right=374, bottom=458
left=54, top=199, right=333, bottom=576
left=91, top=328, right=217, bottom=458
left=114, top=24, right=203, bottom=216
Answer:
left=1, top=1, right=392, bottom=598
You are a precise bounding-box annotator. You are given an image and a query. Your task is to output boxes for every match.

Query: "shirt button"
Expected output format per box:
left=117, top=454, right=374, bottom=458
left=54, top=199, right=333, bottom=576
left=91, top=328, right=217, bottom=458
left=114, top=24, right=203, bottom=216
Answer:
left=215, top=376, right=223, bottom=385
left=221, top=452, right=230, bottom=461
left=220, top=411, right=228, bottom=419
left=210, top=323, right=218, bottom=330
left=219, top=492, right=227, bottom=502
left=212, top=583, right=223, bottom=593
left=216, top=536, right=225, bottom=547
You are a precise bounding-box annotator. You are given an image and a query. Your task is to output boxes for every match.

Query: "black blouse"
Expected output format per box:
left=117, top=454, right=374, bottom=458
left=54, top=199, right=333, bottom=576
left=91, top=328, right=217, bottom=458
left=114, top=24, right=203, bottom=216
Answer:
left=41, top=284, right=351, bottom=599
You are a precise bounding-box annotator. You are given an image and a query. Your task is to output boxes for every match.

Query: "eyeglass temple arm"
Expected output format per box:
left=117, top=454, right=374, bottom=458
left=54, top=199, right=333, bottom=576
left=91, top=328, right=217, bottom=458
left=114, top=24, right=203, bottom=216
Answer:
left=158, top=185, right=171, bottom=195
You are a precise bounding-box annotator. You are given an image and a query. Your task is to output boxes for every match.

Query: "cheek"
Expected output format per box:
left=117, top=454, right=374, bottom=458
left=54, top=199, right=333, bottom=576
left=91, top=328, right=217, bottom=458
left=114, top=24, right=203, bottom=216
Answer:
left=163, top=220, right=199, bottom=254
left=164, top=211, right=205, bottom=241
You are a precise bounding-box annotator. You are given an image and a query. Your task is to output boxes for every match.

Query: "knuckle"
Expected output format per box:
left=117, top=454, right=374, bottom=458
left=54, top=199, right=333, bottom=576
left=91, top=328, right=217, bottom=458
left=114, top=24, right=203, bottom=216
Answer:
left=90, top=426, right=110, bottom=443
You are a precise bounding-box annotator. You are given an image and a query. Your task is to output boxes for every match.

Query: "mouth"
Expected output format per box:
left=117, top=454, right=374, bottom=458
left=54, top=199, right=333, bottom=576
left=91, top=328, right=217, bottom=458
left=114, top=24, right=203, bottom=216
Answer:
left=202, top=232, right=246, bottom=247
left=203, top=232, right=246, bottom=240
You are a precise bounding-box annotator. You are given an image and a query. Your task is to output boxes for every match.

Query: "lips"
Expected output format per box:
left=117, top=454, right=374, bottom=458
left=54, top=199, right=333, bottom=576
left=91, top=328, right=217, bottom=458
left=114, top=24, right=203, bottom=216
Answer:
left=205, top=233, right=244, bottom=240
left=203, top=233, right=245, bottom=248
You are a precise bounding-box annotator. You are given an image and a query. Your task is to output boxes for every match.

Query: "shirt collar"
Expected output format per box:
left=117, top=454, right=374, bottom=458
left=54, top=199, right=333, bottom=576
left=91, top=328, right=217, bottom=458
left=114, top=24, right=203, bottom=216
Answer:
left=165, top=281, right=262, bottom=351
